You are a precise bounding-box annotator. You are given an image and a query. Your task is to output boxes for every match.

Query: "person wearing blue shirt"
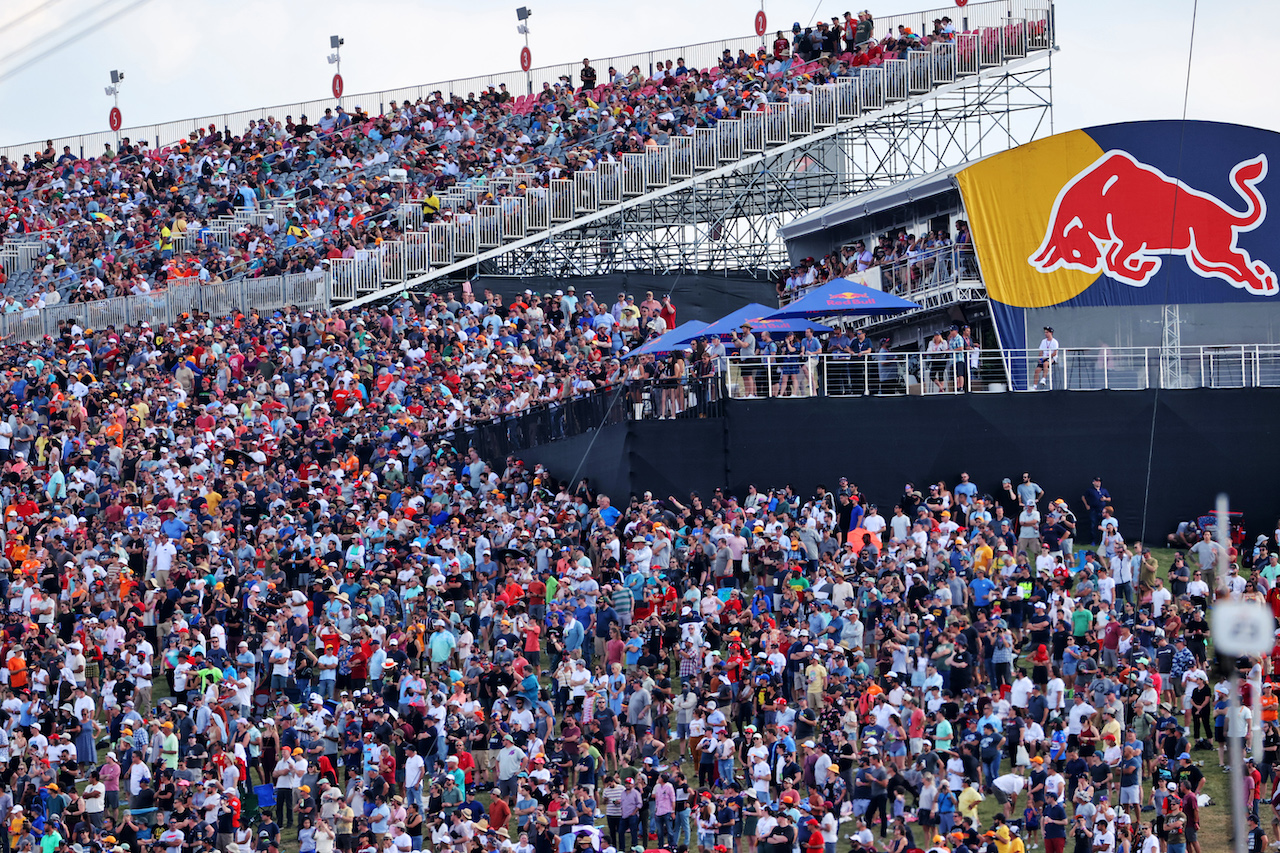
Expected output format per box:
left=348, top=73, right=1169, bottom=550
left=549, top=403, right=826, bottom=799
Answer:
left=969, top=572, right=995, bottom=611
left=954, top=472, right=978, bottom=502
left=596, top=496, right=621, bottom=528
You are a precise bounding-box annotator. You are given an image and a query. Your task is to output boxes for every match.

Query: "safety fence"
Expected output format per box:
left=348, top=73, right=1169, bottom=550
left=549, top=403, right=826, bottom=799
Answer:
left=719, top=346, right=1280, bottom=397
left=450, top=385, right=628, bottom=460
left=0, top=0, right=1050, bottom=162
left=0, top=272, right=328, bottom=341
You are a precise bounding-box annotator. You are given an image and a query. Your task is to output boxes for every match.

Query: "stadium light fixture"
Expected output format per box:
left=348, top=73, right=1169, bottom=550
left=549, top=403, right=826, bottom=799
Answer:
left=516, top=7, right=533, bottom=94
left=329, top=35, right=344, bottom=78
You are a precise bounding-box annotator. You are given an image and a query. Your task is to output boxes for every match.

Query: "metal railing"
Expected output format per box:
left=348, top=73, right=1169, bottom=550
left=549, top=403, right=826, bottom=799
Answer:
left=0, top=272, right=328, bottom=341
left=718, top=346, right=1280, bottom=398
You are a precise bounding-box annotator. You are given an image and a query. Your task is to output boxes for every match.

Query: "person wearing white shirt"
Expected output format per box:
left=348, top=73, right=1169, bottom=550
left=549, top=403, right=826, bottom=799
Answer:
left=404, top=745, right=426, bottom=807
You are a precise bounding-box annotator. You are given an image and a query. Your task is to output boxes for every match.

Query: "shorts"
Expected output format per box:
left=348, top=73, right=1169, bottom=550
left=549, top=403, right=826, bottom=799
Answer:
left=604, top=735, right=616, bottom=755
left=1120, top=785, right=1141, bottom=805
left=993, top=787, right=1010, bottom=805
left=677, top=723, right=691, bottom=739
left=1185, top=828, right=1197, bottom=845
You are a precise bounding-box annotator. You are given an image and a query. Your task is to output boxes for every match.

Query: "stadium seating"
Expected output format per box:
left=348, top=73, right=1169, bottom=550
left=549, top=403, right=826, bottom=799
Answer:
left=0, top=14, right=1049, bottom=316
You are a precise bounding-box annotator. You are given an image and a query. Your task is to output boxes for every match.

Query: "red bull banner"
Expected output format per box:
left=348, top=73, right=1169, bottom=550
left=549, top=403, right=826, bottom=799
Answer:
left=955, top=121, right=1280, bottom=320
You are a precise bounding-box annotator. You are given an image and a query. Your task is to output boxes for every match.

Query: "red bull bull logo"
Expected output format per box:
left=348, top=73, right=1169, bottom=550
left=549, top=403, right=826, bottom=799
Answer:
left=826, top=291, right=875, bottom=305
left=1028, top=150, right=1278, bottom=295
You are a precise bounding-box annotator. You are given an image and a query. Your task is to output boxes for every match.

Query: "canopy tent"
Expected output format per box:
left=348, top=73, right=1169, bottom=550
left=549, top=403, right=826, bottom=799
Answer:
left=766, top=277, right=921, bottom=318
left=626, top=320, right=708, bottom=358
left=674, top=303, right=833, bottom=343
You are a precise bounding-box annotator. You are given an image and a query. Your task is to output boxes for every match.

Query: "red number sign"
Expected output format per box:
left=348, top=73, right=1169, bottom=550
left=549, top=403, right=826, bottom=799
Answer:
left=332, top=73, right=344, bottom=99
left=754, top=10, right=768, bottom=37
left=520, top=46, right=532, bottom=72
left=108, top=107, right=122, bottom=131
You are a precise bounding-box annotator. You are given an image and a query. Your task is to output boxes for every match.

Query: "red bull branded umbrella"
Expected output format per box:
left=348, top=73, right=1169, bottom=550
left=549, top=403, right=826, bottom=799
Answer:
left=765, top=277, right=921, bottom=319
left=625, top=320, right=708, bottom=358
left=674, top=303, right=833, bottom=344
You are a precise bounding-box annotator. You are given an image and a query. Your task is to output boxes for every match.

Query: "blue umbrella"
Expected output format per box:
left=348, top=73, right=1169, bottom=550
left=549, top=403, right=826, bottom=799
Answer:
left=675, top=303, right=832, bottom=343
left=626, top=320, right=708, bottom=358
left=767, top=277, right=920, bottom=318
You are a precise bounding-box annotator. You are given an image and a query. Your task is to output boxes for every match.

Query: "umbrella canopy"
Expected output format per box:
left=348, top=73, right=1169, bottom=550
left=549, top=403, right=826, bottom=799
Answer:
left=676, top=303, right=832, bottom=343
left=767, top=277, right=920, bottom=318
left=626, top=320, right=708, bottom=358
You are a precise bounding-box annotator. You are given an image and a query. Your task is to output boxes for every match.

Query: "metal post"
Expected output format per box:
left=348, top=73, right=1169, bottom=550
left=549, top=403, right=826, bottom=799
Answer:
left=1217, top=494, right=1248, bottom=853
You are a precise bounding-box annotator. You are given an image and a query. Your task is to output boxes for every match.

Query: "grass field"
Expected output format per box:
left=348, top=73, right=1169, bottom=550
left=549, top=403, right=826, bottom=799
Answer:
left=94, top=545, right=1241, bottom=853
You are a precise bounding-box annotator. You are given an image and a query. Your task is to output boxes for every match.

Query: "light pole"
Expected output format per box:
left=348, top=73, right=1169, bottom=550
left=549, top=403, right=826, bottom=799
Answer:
left=103, top=70, right=123, bottom=152
left=328, top=35, right=344, bottom=100
left=516, top=7, right=532, bottom=95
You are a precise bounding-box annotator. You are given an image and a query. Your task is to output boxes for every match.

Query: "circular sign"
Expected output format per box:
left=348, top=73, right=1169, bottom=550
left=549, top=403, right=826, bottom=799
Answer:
left=520, top=46, right=532, bottom=73
left=955, top=0, right=968, bottom=6
left=1212, top=601, right=1277, bottom=657
left=754, top=10, right=768, bottom=37
left=108, top=106, right=122, bottom=132
left=332, top=73, right=344, bottom=99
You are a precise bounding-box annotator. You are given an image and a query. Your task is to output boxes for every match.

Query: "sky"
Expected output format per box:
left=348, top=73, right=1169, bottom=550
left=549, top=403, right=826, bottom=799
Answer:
left=0, top=0, right=1275, bottom=150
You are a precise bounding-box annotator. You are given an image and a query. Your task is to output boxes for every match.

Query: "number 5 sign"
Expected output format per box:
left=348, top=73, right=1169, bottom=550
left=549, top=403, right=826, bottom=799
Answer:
left=1212, top=601, right=1277, bottom=656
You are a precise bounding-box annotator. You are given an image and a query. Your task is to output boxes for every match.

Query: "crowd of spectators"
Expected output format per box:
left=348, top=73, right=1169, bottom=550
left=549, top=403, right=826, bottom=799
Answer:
left=0, top=269, right=1263, bottom=853
left=777, top=221, right=976, bottom=303
left=0, top=6, right=985, bottom=315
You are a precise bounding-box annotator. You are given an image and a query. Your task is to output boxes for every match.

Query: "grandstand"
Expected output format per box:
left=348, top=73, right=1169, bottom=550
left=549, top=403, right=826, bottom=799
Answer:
left=0, top=0, right=1053, bottom=338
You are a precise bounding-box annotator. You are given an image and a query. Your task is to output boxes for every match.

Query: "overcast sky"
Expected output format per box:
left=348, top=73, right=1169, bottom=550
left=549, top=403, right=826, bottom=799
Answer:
left=0, top=0, right=1274, bottom=150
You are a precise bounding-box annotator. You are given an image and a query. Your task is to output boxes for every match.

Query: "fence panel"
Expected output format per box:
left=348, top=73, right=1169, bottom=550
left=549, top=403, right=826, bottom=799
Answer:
left=813, top=84, right=838, bottom=127
left=1027, top=9, right=1051, bottom=49
left=380, top=240, right=406, bottom=283
left=645, top=146, right=672, bottom=187
left=1, top=311, right=46, bottom=343
left=908, top=51, right=934, bottom=94
left=500, top=197, right=527, bottom=240
left=693, top=129, right=718, bottom=171
left=525, top=189, right=550, bottom=231
left=453, top=219, right=479, bottom=257
left=243, top=278, right=285, bottom=312
left=931, top=41, right=956, bottom=84
left=285, top=273, right=329, bottom=310
left=715, top=120, right=742, bottom=163
left=167, top=281, right=201, bottom=320
left=956, top=33, right=980, bottom=76
left=597, top=162, right=623, bottom=206
left=403, top=232, right=432, bottom=274
left=398, top=204, right=424, bottom=232
left=573, top=171, right=599, bottom=213
left=622, top=154, right=648, bottom=195
left=200, top=282, right=241, bottom=318
left=860, top=67, right=886, bottom=110
left=549, top=179, right=574, bottom=222
left=835, top=80, right=860, bottom=120
left=787, top=97, right=814, bottom=136
left=130, top=293, right=172, bottom=330
left=979, top=28, right=1003, bottom=67
left=882, top=58, right=909, bottom=101
left=741, top=110, right=767, bottom=153
left=428, top=223, right=457, bottom=266
left=669, top=135, right=695, bottom=179
left=476, top=206, right=502, bottom=249
left=764, top=103, right=792, bottom=146
left=1003, top=19, right=1028, bottom=58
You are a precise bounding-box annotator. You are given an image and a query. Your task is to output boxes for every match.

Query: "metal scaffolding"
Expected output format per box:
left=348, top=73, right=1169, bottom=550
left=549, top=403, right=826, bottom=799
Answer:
left=342, top=43, right=1054, bottom=308
left=491, top=58, right=1054, bottom=279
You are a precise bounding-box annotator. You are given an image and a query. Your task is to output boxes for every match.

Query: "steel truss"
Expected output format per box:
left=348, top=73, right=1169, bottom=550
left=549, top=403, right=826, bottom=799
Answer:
left=489, top=59, right=1052, bottom=278
left=342, top=51, right=1053, bottom=307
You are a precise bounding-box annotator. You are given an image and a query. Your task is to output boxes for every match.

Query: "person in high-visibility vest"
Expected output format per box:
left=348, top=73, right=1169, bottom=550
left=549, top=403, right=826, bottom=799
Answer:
left=160, top=224, right=174, bottom=258
left=422, top=190, right=441, bottom=222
